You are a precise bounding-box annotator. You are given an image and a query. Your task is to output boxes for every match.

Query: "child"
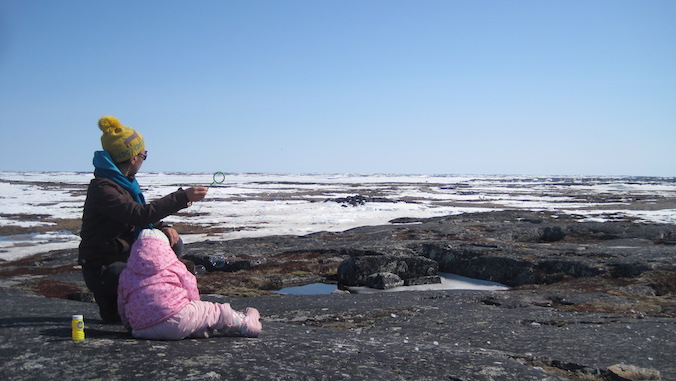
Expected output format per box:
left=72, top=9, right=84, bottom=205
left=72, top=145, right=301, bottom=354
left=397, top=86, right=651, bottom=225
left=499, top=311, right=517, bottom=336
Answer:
left=117, top=229, right=261, bottom=340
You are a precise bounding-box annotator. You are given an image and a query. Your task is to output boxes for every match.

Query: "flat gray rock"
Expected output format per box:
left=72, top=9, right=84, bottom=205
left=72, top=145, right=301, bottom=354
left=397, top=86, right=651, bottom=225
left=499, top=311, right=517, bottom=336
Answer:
left=0, top=285, right=671, bottom=380
left=1, top=210, right=673, bottom=380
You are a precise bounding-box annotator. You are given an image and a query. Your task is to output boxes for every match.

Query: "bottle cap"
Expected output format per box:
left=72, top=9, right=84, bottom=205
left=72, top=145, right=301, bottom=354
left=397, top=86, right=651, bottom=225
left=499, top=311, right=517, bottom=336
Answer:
left=72, top=315, right=83, bottom=320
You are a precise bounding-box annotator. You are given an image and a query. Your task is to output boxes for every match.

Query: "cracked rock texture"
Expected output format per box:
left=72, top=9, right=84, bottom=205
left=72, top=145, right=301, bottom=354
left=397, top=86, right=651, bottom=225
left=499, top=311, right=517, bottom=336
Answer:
left=0, top=287, right=671, bottom=380
left=0, top=210, right=673, bottom=380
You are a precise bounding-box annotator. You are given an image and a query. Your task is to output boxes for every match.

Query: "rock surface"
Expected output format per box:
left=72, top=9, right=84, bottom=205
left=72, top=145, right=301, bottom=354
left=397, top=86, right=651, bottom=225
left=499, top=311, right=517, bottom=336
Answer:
left=366, top=272, right=405, bottom=289
left=0, top=210, right=674, bottom=380
left=0, top=286, right=670, bottom=380
left=337, top=254, right=439, bottom=289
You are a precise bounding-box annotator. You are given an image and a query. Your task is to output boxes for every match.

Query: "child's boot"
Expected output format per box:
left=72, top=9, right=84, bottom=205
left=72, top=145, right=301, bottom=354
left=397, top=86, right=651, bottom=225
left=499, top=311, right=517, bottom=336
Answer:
left=216, top=304, right=261, bottom=337
left=242, top=307, right=261, bottom=337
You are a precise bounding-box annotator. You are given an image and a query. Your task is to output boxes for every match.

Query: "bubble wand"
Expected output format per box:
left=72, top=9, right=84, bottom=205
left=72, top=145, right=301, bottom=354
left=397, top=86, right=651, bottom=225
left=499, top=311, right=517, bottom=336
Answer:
left=192, top=171, right=226, bottom=214
left=192, top=171, right=233, bottom=274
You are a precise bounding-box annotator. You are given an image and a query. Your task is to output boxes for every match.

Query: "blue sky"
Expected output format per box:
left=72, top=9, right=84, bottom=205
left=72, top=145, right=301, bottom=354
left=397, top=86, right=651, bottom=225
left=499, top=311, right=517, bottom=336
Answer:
left=1, top=1, right=674, bottom=176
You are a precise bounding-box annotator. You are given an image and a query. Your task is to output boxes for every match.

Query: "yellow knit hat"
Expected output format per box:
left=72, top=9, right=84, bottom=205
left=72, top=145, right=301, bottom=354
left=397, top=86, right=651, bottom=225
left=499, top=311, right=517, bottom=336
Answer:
left=98, top=116, right=145, bottom=163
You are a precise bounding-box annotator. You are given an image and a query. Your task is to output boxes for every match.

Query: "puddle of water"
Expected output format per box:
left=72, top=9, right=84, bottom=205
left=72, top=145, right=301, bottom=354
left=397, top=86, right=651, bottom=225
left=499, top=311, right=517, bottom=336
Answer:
left=274, top=273, right=509, bottom=295
left=274, top=283, right=338, bottom=295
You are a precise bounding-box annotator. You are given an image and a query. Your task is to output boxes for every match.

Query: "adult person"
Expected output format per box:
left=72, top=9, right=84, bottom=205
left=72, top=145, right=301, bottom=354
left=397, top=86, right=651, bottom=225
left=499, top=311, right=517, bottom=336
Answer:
left=78, top=115, right=207, bottom=323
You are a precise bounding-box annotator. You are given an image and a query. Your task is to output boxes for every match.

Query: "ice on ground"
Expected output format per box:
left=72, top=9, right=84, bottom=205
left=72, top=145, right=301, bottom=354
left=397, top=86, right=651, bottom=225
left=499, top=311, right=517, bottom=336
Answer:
left=343, top=273, right=510, bottom=294
left=275, top=273, right=509, bottom=295
left=0, top=231, right=81, bottom=261
left=1, top=172, right=674, bottom=261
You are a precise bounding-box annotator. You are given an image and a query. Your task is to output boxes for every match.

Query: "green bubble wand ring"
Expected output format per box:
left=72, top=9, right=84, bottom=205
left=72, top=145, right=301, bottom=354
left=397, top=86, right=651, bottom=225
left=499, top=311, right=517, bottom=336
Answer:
left=208, top=171, right=226, bottom=188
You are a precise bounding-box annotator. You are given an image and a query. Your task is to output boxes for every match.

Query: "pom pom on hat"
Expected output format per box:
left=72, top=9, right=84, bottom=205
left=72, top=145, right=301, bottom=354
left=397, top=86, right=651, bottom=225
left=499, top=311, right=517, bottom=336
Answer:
left=98, top=115, right=145, bottom=163
left=98, top=115, right=123, bottom=134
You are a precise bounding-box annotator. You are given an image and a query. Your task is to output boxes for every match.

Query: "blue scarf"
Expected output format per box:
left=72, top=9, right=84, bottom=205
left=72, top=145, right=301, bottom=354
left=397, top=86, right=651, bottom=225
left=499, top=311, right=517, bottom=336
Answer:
left=93, top=151, right=152, bottom=231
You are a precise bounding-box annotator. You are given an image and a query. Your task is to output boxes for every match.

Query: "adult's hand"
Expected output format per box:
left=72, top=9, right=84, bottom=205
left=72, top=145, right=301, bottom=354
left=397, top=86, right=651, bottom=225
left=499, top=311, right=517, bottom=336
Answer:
left=186, top=186, right=208, bottom=202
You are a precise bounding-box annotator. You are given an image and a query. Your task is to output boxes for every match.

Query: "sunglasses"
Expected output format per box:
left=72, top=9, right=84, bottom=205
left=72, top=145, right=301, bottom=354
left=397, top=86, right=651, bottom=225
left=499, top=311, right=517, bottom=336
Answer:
left=138, top=152, right=148, bottom=161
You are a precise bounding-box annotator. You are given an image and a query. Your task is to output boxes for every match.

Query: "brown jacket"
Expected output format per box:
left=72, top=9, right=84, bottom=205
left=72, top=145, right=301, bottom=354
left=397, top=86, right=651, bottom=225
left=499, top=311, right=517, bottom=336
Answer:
left=78, top=176, right=190, bottom=267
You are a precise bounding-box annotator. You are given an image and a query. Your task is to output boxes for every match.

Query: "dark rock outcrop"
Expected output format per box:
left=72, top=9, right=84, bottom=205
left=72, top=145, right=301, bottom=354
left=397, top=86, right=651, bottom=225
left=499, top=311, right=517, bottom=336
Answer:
left=181, top=253, right=257, bottom=272
left=324, top=194, right=394, bottom=206
left=419, top=241, right=605, bottom=287
left=337, top=254, right=438, bottom=289
left=365, top=272, right=404, bottom=289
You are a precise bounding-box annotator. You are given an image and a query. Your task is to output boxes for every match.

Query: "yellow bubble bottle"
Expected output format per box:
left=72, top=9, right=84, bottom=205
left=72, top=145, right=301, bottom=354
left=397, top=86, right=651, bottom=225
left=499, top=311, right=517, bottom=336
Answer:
left=71, top=315, right=85, bottom=341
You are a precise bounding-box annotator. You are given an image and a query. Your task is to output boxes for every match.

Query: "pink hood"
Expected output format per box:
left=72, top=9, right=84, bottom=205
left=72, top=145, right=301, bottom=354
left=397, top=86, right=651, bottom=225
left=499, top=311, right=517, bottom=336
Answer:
left=126, top=236, right=179, bottom=275
left=117, top=234, right=200, bottom=330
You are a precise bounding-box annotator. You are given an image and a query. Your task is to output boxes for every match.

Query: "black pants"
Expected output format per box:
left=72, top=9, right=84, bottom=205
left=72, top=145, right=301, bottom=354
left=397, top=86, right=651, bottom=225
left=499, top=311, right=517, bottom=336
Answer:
left=82, top=238, right=184, bottom=323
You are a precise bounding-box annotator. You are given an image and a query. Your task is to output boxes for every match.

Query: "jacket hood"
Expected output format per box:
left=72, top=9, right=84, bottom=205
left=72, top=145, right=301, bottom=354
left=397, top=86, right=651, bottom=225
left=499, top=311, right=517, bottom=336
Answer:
left=127, top=236, right=178, bottom=275
left=93, top=150, right=120, bottom=173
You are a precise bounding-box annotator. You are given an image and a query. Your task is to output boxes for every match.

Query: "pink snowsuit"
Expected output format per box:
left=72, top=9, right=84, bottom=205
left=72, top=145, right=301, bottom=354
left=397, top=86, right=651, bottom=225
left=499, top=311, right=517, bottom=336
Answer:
left=117, top=230, right=260, bottom=340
